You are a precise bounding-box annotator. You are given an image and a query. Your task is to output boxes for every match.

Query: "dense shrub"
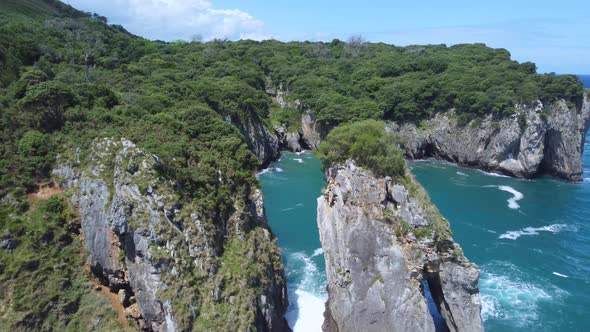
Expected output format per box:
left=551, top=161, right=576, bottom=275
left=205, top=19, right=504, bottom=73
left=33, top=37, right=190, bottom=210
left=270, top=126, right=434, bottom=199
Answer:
left=316, top=120, right=406, bottom=178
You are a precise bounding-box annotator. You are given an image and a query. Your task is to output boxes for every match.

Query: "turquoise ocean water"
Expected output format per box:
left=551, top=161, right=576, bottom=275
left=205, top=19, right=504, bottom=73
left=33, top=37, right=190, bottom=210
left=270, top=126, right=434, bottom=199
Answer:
left=261, top=137, right=590, bottom=331
left=259, top=76, right=590, bottom=331
left=258, top=151, right=327, bottom=331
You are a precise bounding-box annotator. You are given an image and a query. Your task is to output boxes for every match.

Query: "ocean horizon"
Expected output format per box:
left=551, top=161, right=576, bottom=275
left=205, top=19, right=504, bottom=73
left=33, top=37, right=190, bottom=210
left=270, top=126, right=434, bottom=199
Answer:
left=579, top=74, right=590, bottom=88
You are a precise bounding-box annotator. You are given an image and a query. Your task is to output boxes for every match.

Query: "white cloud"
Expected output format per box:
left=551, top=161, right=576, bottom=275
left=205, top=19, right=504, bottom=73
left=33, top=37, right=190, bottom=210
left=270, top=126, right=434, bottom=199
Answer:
left=65, top=0, right=270, bottom=41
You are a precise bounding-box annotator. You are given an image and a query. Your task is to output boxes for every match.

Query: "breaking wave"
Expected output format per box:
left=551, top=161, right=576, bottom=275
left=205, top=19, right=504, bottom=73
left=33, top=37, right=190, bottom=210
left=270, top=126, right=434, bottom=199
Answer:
left=478, top=169, right=510, bottom=178
left=480, top=262, right=565, bottom=327
left=552, top=272, right=569, bottom=278
left=284, top=250, right=327, bottom=332
left=485, top=185, right=524, bottom=209
left=499, top=224, right=573, bottom=240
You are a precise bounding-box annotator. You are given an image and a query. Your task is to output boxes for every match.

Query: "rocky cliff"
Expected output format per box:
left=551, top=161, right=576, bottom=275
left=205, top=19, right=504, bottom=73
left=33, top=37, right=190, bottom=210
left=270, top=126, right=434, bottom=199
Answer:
left=317, top=160, right=483, bottom=332
left=394, top=96, right=590, bottom=181
left=230, top=113, right=281, bottom=166
left=53, top=138, right=290, bottom=332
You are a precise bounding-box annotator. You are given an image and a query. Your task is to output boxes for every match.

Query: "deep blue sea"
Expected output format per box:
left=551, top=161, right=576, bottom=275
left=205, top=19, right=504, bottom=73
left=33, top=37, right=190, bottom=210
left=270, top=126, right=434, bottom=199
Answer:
left=579, top=74, right=590, bottom=88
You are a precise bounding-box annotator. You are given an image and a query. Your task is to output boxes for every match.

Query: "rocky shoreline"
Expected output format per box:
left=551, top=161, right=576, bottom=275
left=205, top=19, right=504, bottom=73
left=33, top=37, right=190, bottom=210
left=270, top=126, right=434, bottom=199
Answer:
left=395, top=96, right=590, bottom=181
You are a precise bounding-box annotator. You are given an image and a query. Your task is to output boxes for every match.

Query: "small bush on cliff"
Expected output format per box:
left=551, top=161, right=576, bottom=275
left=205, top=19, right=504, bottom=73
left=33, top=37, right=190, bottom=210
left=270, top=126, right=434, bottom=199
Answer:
left=316, top=120, right=405, bottom=178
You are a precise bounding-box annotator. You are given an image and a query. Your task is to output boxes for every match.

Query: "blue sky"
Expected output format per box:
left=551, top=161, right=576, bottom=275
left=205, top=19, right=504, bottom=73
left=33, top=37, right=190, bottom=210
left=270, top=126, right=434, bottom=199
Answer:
left=65, top=0, right=589, bottom=73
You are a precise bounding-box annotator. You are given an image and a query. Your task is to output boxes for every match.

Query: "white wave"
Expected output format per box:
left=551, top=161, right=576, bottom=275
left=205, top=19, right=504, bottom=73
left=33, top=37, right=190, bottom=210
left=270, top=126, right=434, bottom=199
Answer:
left=285, top=290, right=326, bottom=332
left=456, top=171, right=469, bottom=177
left=294, top=158, right=304, bottom=164
left=311, top=248, right=324, bottom=257
left=480, top=263, right=558, bottom=326
left=499, top=224, right=570, bottom=240
left=485, top=185, right=524, bottom=209
left=497, top=185, right=524, bottom=209
left=584, top=177, right=590, bottom=182
left=281, top=207, right=295, bottom=212
left=256, top=168, right=271, bottom=177
left=480, top=293, right=501, bottom=322
left=553, top=272, right=569, bottom=278
left=295, top=150, right=308, bottom=155
left=296, top=203, right=304, bottom=207
left=478, top=169, right=510, bottom=178
left=285, top=251, right=327, bottom=331
left=257, top=167, right=284, bottom=177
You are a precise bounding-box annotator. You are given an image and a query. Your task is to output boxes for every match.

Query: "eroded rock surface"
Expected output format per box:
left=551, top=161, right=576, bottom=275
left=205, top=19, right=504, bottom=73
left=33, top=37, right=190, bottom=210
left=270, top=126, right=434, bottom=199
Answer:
left=394, top=97, right=590, bottom=181
left=53, top=138, right=290, bottom=331
left=318, top=160, right=483, bottom=332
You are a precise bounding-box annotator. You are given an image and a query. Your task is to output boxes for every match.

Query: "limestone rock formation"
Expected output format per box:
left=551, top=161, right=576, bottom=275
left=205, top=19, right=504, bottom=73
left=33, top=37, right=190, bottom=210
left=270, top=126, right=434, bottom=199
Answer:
left=275, top=126, right=305, bottom=152
left=301, top=111, right=325, bottom=149
left=230, top=113, right=280, bottom=166
left=393, top=97, right=590, bottom=181
left=317, top=160, right=483, bottom=332
left=53, top=138, right=290, bottom=331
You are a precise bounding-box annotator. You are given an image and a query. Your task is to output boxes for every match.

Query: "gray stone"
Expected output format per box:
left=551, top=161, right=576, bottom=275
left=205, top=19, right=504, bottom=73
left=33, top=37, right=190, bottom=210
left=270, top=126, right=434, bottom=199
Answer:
left=391, top=97, right=590, bottom=181
left=52, top=137, right=290, bottom=332
left=230, top=113, right=280, bottom=165
left=317, top=160, right=483, bottom=332
left=275, top=126, right=305, bottom=152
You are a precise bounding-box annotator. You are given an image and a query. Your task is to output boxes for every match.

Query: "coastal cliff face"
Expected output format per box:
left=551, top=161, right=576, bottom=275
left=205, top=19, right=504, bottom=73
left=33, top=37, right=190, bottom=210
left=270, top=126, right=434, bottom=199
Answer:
left=317, top=160, right=483, bottom=332
left=395, top=97, right=590, bottom=181
left=53, top=138, right=289, bottom=332
left=231, top=113, right=281, bottom=166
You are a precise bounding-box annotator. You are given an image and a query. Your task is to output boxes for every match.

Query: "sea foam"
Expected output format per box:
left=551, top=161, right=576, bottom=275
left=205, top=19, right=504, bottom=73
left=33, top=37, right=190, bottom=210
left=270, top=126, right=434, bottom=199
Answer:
left=285, top=251, right=327, bottom=332
left=456, top=171, right=469, bottom=177
left=478, top=169, right=510, bottom=178
left=499, top=224, right=570, bottom=240
left=480, top=262, right=564, bottom=327
left=294, top=158, right=304, bottom=164
left=311, top=248, right=324, bottom=257
left=552, top=272, right=569, bottom=278
left=485, top=185, right=524, bottom=209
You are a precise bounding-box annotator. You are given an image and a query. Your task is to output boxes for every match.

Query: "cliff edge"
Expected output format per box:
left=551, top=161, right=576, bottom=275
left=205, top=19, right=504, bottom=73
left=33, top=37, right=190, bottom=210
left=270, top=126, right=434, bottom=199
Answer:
left=395, top=96, right=590, bottom=181
left=53, top=138, right=290, bottom=331
left=317, top=160, right=483, bottom=332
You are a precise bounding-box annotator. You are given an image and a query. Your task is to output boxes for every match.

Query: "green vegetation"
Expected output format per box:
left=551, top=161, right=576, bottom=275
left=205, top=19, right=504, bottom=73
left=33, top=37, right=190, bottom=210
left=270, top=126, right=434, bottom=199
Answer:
left=315, top=120, right=406, bottom=178
left=0, top=196, right=127, bottom=331
left=370, top=274, right=384, bottom=287
left=0, top=0, right=585, bottom=329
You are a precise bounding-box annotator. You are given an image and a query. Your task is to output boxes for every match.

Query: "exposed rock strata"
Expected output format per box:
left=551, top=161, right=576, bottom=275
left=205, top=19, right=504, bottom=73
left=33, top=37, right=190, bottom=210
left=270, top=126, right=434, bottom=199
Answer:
left=230, top=113, right=280, bottom=166
left=53, top=138, right=290, bottom=331
left=318, top=160, right=483, bottom=332
left=393, top=97, right=590, bottom=181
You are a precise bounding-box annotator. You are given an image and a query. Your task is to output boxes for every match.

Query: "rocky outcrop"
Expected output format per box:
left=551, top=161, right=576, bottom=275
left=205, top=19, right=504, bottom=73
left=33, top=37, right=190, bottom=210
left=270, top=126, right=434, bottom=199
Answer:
left=275, top=126, right=305, bottom=152
left=301, top=111, right=326, bottom=149
left=318, top=160, right=483, bottom=332
left=230, top=113, right=280, bottom=166
left=393, top=97, right=590, bottom=181
left=53, top=138, right=290, bottom=331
